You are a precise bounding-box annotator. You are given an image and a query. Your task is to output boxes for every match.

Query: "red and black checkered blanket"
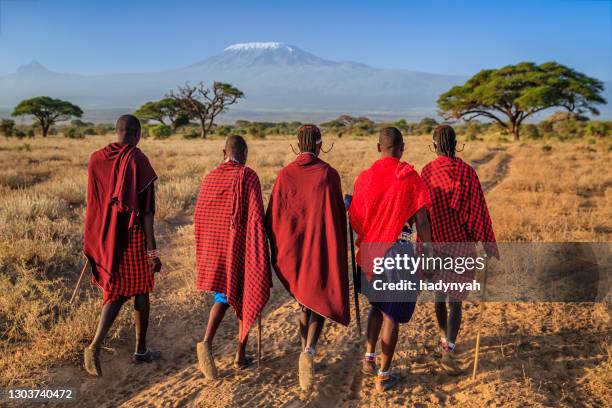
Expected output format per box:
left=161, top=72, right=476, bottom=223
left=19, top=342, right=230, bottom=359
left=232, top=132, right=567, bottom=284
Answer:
left=421, top=156, right=498, bottom=299
left=84, top=142, right=157, bottom=299
left=194, top=161, right=272, bottom=341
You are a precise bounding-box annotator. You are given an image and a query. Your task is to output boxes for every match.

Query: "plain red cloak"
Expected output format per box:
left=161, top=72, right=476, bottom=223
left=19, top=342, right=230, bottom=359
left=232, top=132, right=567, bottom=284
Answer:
left=194, top=161, right=272, bottom=341
left=266, top=154, right=350, bottom=326
left=84, top=142, right=157, bottom=290
left=348, top=157, right=430, bottom=278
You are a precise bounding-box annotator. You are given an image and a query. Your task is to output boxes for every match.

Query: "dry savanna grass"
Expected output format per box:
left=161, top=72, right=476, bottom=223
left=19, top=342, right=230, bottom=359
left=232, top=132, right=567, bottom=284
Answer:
left=0, top=133, right=610, bottom=406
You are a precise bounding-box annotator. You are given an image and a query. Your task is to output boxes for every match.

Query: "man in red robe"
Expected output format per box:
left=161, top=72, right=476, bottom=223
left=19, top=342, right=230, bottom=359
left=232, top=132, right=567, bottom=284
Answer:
left=266, top=125, right=350, bottom=392
left=83, top=115, right=162, bottom=376
left=194, top=135, right=272, bottom=380
left=349, top=127, right=432, bottom=391
left=421, top=124, right=499, bottom=374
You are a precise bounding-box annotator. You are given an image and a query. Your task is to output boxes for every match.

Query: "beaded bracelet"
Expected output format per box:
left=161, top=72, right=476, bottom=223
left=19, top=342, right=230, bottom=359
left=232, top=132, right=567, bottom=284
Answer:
left=147, top=249, right=160, bottom=259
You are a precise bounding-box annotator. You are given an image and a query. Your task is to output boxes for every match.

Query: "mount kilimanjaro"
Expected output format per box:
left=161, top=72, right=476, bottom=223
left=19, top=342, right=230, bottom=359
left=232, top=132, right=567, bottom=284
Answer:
left=1, top=42, right=610, bottom=122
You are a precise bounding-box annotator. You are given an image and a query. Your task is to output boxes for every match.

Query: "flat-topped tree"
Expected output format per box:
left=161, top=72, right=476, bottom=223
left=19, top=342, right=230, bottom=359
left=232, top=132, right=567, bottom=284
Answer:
left=12, top=97, right=83, bottom=137
left=134, top=98, right=191, bottom=131
left=437, top=62, right=606, bottom=140
left=168, top=82, right=244, bottom=139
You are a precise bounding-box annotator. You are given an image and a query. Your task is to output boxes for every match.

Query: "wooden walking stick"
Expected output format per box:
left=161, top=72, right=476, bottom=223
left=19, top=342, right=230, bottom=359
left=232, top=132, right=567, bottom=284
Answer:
left=344, top=194, right=362, bottom=336
left=472, top=258, right=490, bottom=380
left=257, top=315, right=262, bottom=367
left=69, top=256, right=89, bottom=305
left=348, top=224, right=362, bottom=335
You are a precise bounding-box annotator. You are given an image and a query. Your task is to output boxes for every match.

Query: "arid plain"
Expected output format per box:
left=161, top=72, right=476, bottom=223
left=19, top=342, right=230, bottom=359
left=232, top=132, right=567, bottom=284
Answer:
left=0, top=134, right=610, bottom=407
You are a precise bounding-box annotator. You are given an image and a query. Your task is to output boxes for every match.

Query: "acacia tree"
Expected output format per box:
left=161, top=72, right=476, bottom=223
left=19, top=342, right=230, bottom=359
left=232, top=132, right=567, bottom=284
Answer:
left=134, top=98, right=191, bottom=131
left=168, top=82, right=244, bottom=139
left=437, top=62, right=606, bottom=140
left=12, top=96, right=83, bottom=137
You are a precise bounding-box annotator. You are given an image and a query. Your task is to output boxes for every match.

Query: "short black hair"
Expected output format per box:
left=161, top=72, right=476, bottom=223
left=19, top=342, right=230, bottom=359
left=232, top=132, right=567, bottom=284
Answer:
left=225, top=134, right=248, bottom=157
left=378, top=127, right=403, bottom=151
left=116, top=115, right=141, bottom=140
left=433, top=125, right=457, bottom=158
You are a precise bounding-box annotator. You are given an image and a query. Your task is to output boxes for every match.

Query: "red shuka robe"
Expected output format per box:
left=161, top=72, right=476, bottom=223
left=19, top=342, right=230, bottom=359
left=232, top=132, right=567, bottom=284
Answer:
left=266, top=154, right=350, bottom=326
left=194, top=161, right=272, bottom=340
left=84, top=142, right=157, bottom=302
left=421, top=156, right=498, bottom=299
left=349, top=157, right=430, bottom=279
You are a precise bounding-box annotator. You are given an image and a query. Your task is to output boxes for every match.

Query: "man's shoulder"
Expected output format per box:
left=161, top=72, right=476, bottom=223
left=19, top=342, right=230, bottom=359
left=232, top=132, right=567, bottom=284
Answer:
left=244, top=166, right=261, bottom=184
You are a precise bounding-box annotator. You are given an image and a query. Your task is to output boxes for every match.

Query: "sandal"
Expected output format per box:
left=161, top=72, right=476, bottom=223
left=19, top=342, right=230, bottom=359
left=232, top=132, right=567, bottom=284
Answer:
left=298, top=351, right=315, bottom=392
left=376, top=373, right=400, bottom=392
left=84, top=347, right=102, bottom=377
left=361, top=358, right=378, bottom=376
left=197, top=341, right=218, bottom=380
left=132, top=348, right=162, bottom=363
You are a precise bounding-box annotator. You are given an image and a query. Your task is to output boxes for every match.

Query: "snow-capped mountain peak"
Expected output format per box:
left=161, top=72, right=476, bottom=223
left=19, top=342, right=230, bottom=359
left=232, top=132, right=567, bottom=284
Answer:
left=224, top=42, right=294, bottom=52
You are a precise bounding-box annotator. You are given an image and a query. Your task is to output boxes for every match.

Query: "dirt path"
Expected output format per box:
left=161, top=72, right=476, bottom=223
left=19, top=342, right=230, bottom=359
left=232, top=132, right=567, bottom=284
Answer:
left=46, top=148, right=611, bottom=407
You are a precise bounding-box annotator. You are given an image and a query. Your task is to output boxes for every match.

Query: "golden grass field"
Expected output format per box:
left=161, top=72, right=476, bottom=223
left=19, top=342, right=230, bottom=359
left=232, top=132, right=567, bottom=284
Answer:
left=0, top=134, right=610, bottom=407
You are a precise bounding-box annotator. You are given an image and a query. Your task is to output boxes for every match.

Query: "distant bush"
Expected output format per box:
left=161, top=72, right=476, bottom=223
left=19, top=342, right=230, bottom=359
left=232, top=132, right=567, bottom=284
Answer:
left=64, top=127, right=84, bottom=139
left=0, top=119, right=15, bottom=137
left=148, top=124, right=172, bottom=139
left=523, top=124, right=541, bottom=140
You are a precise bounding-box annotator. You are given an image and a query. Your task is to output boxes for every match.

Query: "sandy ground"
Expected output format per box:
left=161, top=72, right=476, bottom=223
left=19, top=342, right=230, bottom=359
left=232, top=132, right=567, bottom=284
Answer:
left=42, top=146, right=611, bottom=408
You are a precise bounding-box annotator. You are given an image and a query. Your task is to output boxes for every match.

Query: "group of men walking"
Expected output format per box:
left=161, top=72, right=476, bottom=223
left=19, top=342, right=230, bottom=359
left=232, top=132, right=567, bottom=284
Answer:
left=82, top=115, right=497, bottom=393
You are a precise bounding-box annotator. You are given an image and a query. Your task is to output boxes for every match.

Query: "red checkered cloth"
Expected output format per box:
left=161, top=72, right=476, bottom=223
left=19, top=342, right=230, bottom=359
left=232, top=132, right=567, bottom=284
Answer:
left=421, top=156, right=498, bottom=299
left=194, top=161, right=272, bottom=341
left=84, top=142, right=157, bottom=303
left=98, top=224, right=153, bottom=304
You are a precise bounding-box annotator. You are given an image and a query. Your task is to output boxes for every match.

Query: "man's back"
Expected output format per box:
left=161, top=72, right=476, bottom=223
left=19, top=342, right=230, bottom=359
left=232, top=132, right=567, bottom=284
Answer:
left=194, top=161, right=262, bottom=280
left=350, top=157, right=429, bottom=245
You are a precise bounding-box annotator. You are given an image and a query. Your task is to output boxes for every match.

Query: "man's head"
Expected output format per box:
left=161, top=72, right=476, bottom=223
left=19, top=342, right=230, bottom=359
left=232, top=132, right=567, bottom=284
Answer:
left=223, top=135, right=248, bottom=164
left=297, top=124, right=322, bottom=156
left=377, top=127, right=404, bottom=158
left=115, top=114, right=142, bottom=145
left=432, top=125, right=457, bottom=158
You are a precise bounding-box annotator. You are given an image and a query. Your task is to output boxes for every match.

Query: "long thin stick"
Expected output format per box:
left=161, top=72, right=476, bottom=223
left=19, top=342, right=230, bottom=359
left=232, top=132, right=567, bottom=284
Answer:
left=257, top=315, right=262, bottom=367
left=348, top=224, right=362, bottom=335
left=69, top=257, right=89, bottom=305
left=472, top=259, right=489, bottom=380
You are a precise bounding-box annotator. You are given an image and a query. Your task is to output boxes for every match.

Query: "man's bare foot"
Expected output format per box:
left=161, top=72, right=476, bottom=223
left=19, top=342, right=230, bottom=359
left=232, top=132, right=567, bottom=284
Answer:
left=84, top=347, right=101, bottom=377
left=197, top=341, right=218, bottom=380
left=298, top=351, right=314, bottom=392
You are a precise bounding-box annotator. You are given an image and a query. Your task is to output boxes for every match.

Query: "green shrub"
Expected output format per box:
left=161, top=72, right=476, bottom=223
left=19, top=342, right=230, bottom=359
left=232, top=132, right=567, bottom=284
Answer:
left=148, top=124, right=172, bottom=139
left=64, top=127, right=84, bottom=139
left=0, top=119, right=15, bottom=137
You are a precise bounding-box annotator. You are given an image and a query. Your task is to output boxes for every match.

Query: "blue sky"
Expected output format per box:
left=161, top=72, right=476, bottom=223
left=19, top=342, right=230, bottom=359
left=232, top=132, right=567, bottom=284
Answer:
left=0, top=0, right=610, bottom=79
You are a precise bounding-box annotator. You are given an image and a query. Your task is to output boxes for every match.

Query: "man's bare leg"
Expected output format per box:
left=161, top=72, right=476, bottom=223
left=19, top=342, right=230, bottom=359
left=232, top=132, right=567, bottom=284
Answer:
left=306, top=311, right=325, bottom=350
left=204, top=302, right=230, bottom=345
left=366, top=307, right=383, bottom=354
left=134, top=293, right=150, bottom=354
left=446, top=300, right=462, bottom=344
left=84, top=296, right=128, bottom=375
left=89, top=296, right=128, bottom=350
left=434, top=292, right=449, bottom=342
left=378, top=314, right=399, bottom=372
left=363, top=306, right=383, bottom=374
left=375, top=313, right=400, bottom=391
left=198, top=301, right=229, bottom=379
left=235, top=319, right=249, bottom=364
left=299, top=306, right=311, bottom=350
